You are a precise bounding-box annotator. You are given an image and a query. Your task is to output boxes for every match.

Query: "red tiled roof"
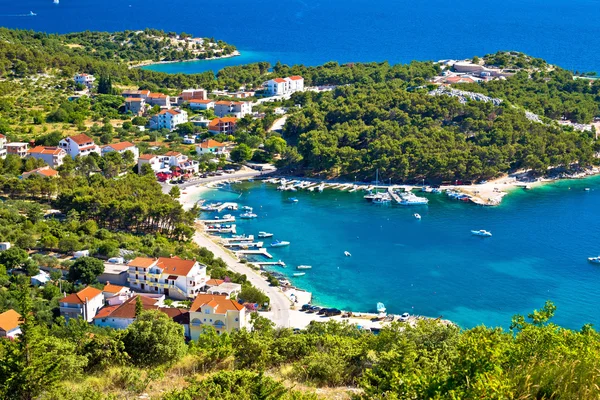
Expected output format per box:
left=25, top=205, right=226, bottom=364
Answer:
left=61, top=286, right=103, bottom=305
left=105, top=141, right=135, bottom=151
left=138, top=154, right=157, bottom=161
left=189, top=99, right=214, bottom=104
left=125, top=97, right=144, bottom=102
left=28, top=146, right=64, bottom=155
left=206, top=279, right=225, bottom=286
left=103, top=283, right=127, bottom=294
left=156, top=257, right=197, bottom=276
left=289, top=75, right=303, bottom=80
left=215, top=100, right=245, bottom=105
left=93, top=295, right=188, bottom=322
left=93, top=305, right=119, bottom=319
left=128, top=257, right=157, bottom=269
left=273, top=78, right=286, bottom=83
left=190, top=294, right=244, bottom=313
left=198, top=139, right=226, bottom=149
left=149, top=93, right=168, bottom=99
left=164, top=151, right=182, bottom=157
left=158, top=109, right=180, bottom=115
left=23, top=167, right=59, bottom=178
left=68, top=133, right=94, bottom=145
left=0, top=309, right=21, bottom=332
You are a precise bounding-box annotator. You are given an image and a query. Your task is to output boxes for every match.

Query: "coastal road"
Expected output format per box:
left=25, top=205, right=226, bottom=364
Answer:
left=160, top=167, right=277, bottom=194
left=192, top=232, right=291, bottom=328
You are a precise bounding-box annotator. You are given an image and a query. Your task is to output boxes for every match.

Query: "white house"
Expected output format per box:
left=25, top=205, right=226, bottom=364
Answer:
left=31, top=270, right=50, bottom=286
left=0, top=309, right=22, bottom=338
left=93, top=294, right=189, bottom=337
left=189, top=294, right=247, bottom=338
left=59, top=286, right=104, bottom=322
left=126, top=256, right=210, bottom=300
left=5, top=143, right=29, bottom=158
left=74, top=73, right=95, bottom=90
left=196, top=139, right=228, bottom=156
left=59, top=134, right=101, bottom=158
left=0, top=242, right=11, bottom=251
left=147, top=93, right=171, bottom=107
left=181, top=89, right=207, bottom=101
left=137, top=152, right=199, bottom=174
left=125, top=97, right=146, bottom=115
left=208, top=117, right=238, bottom=135
left=152, top=109, right=188, bottom=131
left=27, top=146, right=67, bottom=168
left=101, top=141, right=139, bottom=162
left=102, top=282, right=131, bottom=302
left=214, top=101, right=252, bottom=118
left=0, top=134, right=7, bottom=159
left=265, top=75, right=304, bottom=96
left=188, top=99, right=215, bottom=111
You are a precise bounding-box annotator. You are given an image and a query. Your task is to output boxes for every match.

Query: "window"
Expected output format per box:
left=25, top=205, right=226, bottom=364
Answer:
left=235, top=318, right=238, bottom=322
left=205, top=309, right=210, bottom=314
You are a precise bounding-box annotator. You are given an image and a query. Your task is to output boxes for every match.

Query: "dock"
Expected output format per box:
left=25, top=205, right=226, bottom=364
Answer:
left=221, top=235, right=255, bottom=243
left=223, top=241, right=264, bottom=249
left=253, top=260, right=286, bottom=267
left=215, top=202, right=238, bottom=212
left=206, top=225, right=236, bottom=234
left=236, top=248, right=273, bottom=259
left=387, top=187, right=402, bottom=203
left=199, top=216, right=235, bottom=224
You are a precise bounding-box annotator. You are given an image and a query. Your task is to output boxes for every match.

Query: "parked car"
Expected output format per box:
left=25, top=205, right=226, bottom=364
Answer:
left=324, top=308, right=342, bottom=317
left=301, top=304, right=311, bottom=311
left=399, top=312, right=410, bottom=322
left=307, top=306, right=321, bottom=314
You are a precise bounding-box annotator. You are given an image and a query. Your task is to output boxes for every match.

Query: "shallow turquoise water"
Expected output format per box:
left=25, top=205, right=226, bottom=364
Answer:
left=199, top=177, right=600, bottom=330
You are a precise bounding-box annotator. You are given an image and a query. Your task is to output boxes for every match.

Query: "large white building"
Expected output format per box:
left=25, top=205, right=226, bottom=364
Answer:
left=152, top=109, right=188, bottom=131
left=101, top=141, right=139, bottom=162
left=59, top=286, right=104, bottom=322
left=74, top=73, right=95, bottom=90
left=265, top=75, right=304, bottom=96
left=27, top=146, right=67, bottom=168
left=5, top=143, right=29, bottom=158
left=137, top=151, right=199, bottom=174
left=59, top=134, right=101, bottom=158
left=126, top=256, right=210, bottom=300
left=214, top=101, right=252, bottom=118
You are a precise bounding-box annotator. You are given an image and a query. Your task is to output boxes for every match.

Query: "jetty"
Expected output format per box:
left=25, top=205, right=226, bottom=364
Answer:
left=215, top=202, right=238, bottom=212
left=236, top=248, right=273, bottom=259
left=254, top=261, right=286, bottom=268
left=223, top=241, right=264, bottom=249
left=221, top=235, right=255, bottom=243
left=387, top=187, right=402, bottom=203
left=206, top=225, right=236, bottom=234
left=199, top=216, right=235, bottom=224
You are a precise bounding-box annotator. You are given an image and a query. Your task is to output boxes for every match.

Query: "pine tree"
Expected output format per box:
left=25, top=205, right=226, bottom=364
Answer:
left=135, top=295, right=143, bottom=317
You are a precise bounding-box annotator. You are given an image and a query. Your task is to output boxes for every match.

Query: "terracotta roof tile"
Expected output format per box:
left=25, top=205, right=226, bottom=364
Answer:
left=198, top=139, right=226, bottom=149
left=68, top=133, right=94, bottom=145
left=0, top=309, right=21, bottom=332
left=105, top=141, right=135, bottom=152
left=28, top=146, right=64, bottom=155
left=128, top=257, right=157, bottom=269
left=190, top=294, right=244, bottom=313
left=103, top=283, right=127, bottom=294
left=61, top=286, right=103, bottom=305
left=273, top=78, right=286, bottom=83
left=289, top=75, right=303, bottom=80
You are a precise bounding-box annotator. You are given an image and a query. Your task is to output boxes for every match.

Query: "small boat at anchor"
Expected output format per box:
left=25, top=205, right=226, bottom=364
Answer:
left=414, top=213, right=421, bottom=220
left=293, top=272, right=306, bottom=277
left=471, top=229, right=492, bottom=237
left=271, top=240, right=290, bottom=248
left=344, top=251, right=351, bottom=257
left=376, top=302, right=386, bottom=314
left=288, top=197, right=299, bottom=203
left=240, top=212, right=257, bottom=219
left=297, top=265, right=312, bottom=270
left=258, top=231, right=273, bottom=238
left=588, top=256, right=600, bottom=264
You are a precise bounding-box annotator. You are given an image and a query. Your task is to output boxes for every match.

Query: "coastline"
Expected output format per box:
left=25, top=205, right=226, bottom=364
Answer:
left=130, top=50, right=241, bottom=69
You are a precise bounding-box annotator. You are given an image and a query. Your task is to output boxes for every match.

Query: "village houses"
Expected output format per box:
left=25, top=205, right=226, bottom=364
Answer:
left=59, top=133, right=101, bottom=158
left=196, top=139, right=229, bottom=156
left=188, top=99, right=215, bottom=111
left=214, top=101, right=252, bottom=118
left=5, top=142, right=29, bottom=158
left=189, top=293, right=247, bottom=338
left=59, top=286, right=104, bottom=322
left=208, top=117, right=238, bottom=135
left=181, top=89, right=207, bottom=101
left=74, top=73, right=95, bottom=90
left=125, top=97, right=146, bottom=115
left=22, top=166, right=59, bottom=179
left=126, top=256, right=210, bottom=300
left=265, top=75, right=304, bottom=96
left=101, top=141, right=140, bottom=162
left=27, top=146, right=67, bottom=168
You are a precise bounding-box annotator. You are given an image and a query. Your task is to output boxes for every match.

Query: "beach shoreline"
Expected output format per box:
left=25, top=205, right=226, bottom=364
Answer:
left=130, top=50, right=241, bottom=69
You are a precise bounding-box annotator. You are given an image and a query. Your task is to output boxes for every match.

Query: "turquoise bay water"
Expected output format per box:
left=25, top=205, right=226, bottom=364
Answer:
left=200, top=177, right=600, bottom=330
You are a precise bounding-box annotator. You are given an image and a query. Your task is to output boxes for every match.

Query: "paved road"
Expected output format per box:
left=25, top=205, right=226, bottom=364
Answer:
left=161, top=168, right=276, bottom=194
left=193, top=232, right=291, bottom=328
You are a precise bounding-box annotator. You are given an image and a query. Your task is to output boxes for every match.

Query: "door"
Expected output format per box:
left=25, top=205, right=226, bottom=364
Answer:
left=164, top=289, right=169, bottom=297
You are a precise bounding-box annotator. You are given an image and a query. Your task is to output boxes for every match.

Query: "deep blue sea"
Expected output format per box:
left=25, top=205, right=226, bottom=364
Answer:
left=200, top=177, right=600, bottom=330
left=1, top=0, right=599, bottom=73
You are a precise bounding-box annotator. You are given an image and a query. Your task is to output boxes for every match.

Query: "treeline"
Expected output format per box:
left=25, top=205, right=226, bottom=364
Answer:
left=280, top=82, right=599, bottom=181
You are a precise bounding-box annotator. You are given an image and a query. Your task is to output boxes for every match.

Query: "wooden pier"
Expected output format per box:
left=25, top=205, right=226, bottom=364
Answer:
left=236, top=248, right=273, bottom=259
left=199, top=216, right=235, bottom=224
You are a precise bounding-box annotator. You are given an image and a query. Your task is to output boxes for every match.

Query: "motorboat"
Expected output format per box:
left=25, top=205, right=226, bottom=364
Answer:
left=471, top=229, right=492, bottom=237
left=398, top=192, right=429, bottom=205
left=293, top=272, right=306, bottom=277
left=317, top=184, right=325, bottom=192
left=585, top=188, right=591, bottom=192
left=29, top=11, right=37, bottom=16
left=240, top=212, right=257, bottom=219
left=222, top=214, right=233, bottom=220
left=288, top=197, right=299, bottom=203
left=232, top=234, right=250, bottom=239
left=588, top=256, right=600, bottom=264
left=271, top=240, right=290, bottom=247
left=297, top=265, right=312, bottom=270
left=344, top=251, right=351, bottom=257
left=258, top=231, right=273, bottom=238
left=414, top=213, right=421, bottom=220
left=376, top=302, right=386, bottom=314
left=241, top=205, right=253, bottom=211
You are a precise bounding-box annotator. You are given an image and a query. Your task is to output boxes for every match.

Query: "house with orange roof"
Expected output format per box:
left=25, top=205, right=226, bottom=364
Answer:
left=94, top=294, right=189, bottom=337
left=102, top=282, right=131, bottom=302
left=59, top=133, right=101, bottom=158
left=196, top=139, right=229, bottom=156
left=22, top=166, right=59, bottom=179
left=125, top=97, right=146, bottom=115
left=27, top=145, right=67, bottom=167
left=126, top=256, right=210, bottom=300
left=122, top=89, right=151, bottom=100
left=101, top=141, right=139, bottom=161
left=189, top=294, right=247, bottom=338
left=208, top=117, right=238, bottom=135
left=214, top=100, right=252, bottom=118
left=151, top=108, right=188, bottom=131
left=0, top=309, right=22, bottom=338
left=188, top=99, right=215, bottom=111
left=146, top=92, right=171, bottom=107
left=59, top=286, right=104, bottom=322
left=265, top=75, right=304, bottom=96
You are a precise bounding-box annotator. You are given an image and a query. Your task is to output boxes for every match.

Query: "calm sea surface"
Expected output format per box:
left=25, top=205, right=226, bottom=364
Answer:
left=1, top=0, right=599, bottom=73
left=200, top=177, right=600, bottom=330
